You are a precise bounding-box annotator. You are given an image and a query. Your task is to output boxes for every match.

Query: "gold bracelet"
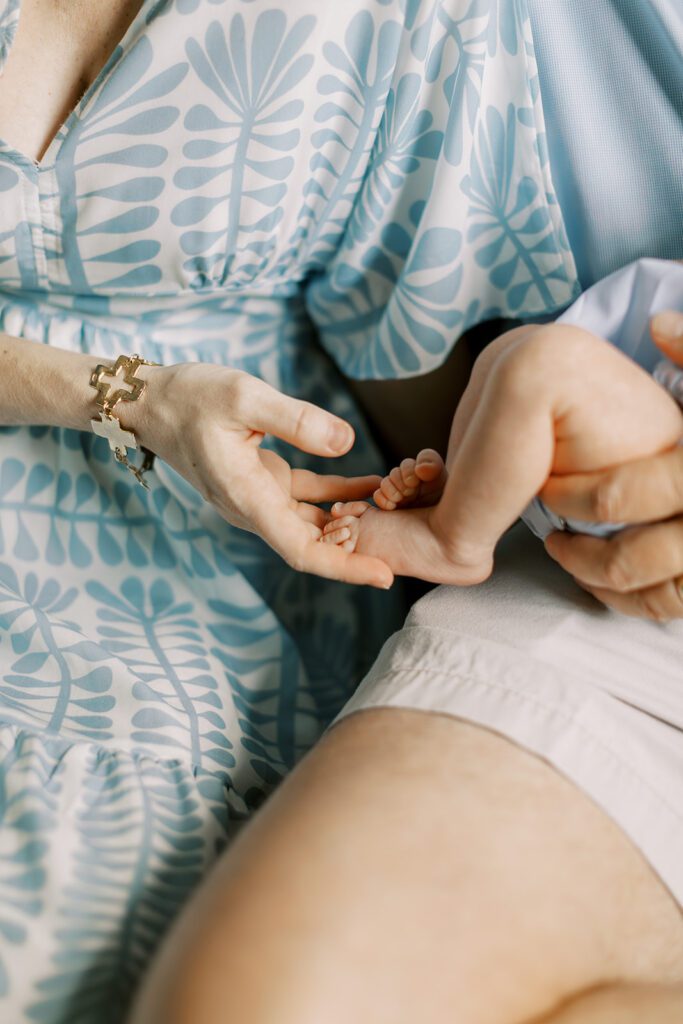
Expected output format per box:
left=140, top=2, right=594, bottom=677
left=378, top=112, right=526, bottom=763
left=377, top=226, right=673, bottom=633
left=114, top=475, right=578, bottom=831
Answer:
left=89, top=353, right=162, bottom=490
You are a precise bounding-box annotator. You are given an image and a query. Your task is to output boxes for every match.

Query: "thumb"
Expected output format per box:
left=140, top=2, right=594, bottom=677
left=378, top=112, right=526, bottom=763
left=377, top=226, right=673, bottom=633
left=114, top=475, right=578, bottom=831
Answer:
left=246, top=379, right=355, bottom=456
left=650, top=310, right=683, bottom=366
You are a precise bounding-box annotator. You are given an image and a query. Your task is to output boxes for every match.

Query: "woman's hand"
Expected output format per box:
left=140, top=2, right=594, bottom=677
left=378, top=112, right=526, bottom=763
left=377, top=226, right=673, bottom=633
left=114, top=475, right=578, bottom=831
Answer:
left=135, top=361, right=394, bottom=589
left=541, top=310, right=683, bottom=620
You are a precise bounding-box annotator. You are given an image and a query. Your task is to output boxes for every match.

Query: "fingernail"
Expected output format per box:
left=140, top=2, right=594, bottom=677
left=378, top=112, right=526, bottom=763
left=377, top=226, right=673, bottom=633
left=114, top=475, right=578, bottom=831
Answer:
left=329, top=419, right=353, bottom=452
left=651, top=311, right=683, bottom=340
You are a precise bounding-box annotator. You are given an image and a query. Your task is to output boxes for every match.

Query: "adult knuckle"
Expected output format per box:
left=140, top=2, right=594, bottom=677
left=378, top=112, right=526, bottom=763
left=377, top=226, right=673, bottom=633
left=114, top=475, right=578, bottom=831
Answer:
left=670, top=579, right=683, bottom=618
left=602, top=545, right=635, bottom=592
left=228, top=372, right=256, bottom=418
left=650, top=455, right=683, bottom=516
left=638, top=589, right=669, bottom=623
left=293, top=402, right=315, bottom=442
left=590, top=472, right=624, bottom=523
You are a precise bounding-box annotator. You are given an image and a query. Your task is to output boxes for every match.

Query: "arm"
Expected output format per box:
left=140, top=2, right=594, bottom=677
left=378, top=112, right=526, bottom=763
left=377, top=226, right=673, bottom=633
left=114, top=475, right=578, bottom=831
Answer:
left=0, top=332, right=118, bottom=431
left=0, top=333, right=391, bottom=588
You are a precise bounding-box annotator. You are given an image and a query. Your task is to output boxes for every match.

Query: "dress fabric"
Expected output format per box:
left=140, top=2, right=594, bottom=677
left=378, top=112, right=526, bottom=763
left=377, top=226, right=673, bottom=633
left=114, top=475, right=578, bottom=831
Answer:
left=525, top=0, right=683, bottom=289
left=0, top=0, right=582, bottom=1019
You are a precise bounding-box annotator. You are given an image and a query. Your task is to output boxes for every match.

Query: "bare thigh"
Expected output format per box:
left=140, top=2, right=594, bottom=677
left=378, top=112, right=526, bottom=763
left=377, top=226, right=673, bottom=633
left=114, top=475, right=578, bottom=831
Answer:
left=130, top=708, right=683, bottom=1024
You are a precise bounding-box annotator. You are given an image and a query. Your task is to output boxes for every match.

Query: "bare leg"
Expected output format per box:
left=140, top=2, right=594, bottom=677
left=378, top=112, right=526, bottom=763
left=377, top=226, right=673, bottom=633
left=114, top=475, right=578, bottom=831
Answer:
left=536, top=982, right=683, bottom=1023
left=129, top=709, right=683, bottom=1024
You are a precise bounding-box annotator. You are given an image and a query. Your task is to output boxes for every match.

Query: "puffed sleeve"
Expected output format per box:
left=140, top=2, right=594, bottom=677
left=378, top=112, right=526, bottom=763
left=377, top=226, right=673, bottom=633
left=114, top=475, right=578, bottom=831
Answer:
left=302, top=0, right=579, bottom=380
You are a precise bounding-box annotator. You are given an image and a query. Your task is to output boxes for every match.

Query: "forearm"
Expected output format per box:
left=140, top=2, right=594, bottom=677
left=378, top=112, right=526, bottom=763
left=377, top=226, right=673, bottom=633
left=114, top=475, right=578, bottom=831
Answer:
left=0, top=333, right=161, bottom=441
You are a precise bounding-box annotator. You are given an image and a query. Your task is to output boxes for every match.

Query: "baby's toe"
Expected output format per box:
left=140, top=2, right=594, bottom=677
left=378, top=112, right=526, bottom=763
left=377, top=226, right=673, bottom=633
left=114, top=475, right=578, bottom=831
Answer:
left=331, top=500, right=371, bottom=519
left=306, top=521, right=323, bottom=541
left=321, top=516, right=359, bottom=551
left=321, top=526, right=351, bottom=544
left=414, top=448, right=445, bottom=481
left=379, top=475, right=403, bottom=507
left=390, top=466, right=417, bottom=500
left=399, top=458, right=419, bottom=490
left=373, top=487, right=395, bottom=510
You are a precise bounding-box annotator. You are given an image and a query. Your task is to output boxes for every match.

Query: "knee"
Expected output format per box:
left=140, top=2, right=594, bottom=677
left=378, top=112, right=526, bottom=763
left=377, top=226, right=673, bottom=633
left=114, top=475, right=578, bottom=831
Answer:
left=491, top=323, right=600, bottom=401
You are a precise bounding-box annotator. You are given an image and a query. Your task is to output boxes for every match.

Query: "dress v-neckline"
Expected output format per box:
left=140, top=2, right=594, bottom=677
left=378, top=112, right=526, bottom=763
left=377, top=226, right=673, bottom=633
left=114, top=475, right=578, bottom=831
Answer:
left=0, top=0, right=158, bottom=172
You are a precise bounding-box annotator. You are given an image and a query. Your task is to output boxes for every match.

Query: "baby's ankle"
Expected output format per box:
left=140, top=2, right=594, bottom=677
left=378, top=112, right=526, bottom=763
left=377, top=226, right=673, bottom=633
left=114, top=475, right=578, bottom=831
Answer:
left=427, top=510, right=495, bottom=582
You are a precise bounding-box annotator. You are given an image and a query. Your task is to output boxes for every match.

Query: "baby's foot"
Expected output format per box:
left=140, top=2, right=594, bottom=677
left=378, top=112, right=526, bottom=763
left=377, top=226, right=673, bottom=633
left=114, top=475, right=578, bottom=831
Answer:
left=321, top=501, right=493, bottom=586
left=374, top=448, right=447, bottom=510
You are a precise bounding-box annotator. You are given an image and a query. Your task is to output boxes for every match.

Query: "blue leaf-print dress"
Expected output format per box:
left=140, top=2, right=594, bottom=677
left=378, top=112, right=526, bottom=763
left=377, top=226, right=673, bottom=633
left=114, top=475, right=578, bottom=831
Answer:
left=0, top=0, right=580, bottom=1018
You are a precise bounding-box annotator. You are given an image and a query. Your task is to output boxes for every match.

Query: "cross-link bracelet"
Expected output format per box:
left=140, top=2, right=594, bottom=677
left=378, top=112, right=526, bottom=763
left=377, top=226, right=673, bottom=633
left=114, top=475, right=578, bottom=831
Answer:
left=89, top=353, right=162, bottom=490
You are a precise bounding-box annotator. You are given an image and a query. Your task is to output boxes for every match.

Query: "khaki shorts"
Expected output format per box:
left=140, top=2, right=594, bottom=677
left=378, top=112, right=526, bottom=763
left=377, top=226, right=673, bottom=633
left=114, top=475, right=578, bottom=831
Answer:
left=333, top=523, right=683, bottom=908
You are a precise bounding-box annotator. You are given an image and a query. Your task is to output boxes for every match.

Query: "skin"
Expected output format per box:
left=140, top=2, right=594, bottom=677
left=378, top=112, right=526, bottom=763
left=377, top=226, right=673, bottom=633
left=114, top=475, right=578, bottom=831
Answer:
left=321, top=323, right=683, bottom=588
left=543, top=313, right=683, bottom=619
left=130, top=710, right=683, bottom=1024
left=0, top=334, right=393, bottom=586
left=0, top=0, right=147, bottom=165
left=3, top=5, right=683, bottom=1022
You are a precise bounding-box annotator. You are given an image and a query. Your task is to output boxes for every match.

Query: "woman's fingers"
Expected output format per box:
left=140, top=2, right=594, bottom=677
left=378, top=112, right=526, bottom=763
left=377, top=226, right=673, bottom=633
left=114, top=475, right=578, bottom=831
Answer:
left=214, top=448, right=390, bottom=585
left=289, top=470, right=381, bottom=503
left=294, top=502, right=328, bottom=528
left=232, top=468, right=392, bottom=588
left=239, top=377, right=356, bottom=456
left=331, top=501, right=372, bottom=519
left=539, top=445, right=683, bottom=524
left=650, top=310, right=683, bottom=366
left=544, top=516, right=683, bottom=592
left=275, top=514, right=392, bottom=587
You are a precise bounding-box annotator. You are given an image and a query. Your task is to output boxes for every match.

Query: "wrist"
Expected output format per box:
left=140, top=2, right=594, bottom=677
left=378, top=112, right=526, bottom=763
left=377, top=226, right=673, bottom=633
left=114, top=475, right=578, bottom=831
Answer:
left=106, top=361, right=177, bottom=457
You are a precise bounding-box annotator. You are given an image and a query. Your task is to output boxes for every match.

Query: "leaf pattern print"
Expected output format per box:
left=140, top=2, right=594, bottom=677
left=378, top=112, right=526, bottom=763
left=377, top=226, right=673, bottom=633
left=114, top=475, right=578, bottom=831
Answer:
left=308, top=207, right=467, bottom=376
left=0, top=0, right=19, bottom=70
left=462, top=103, right=571, bottom=310
left=173, top=9, right=316, bottom=288
left=344, top=72, right=444, bottom=247
left=0, top=563, right=115, bottom=741
left=306, top=1, right=578, bottom=378
left=85, top=576, right=238, bottom=774
left=0, top=731, right=61, bottom=1002
left=0, top=159, right=28, bottom=285
left=436, top=2, right=488, bottom=167
left=207, top=594, right=302, bottom=783
left=487, top=0, right=526, bottom=57
left=0, top=440, right=247, bottom=580
left=291, top=8, right=403, bottom=271
left=25, top=750, right=227, bottom=1023
left=58, top=35, right=189, bottom=293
